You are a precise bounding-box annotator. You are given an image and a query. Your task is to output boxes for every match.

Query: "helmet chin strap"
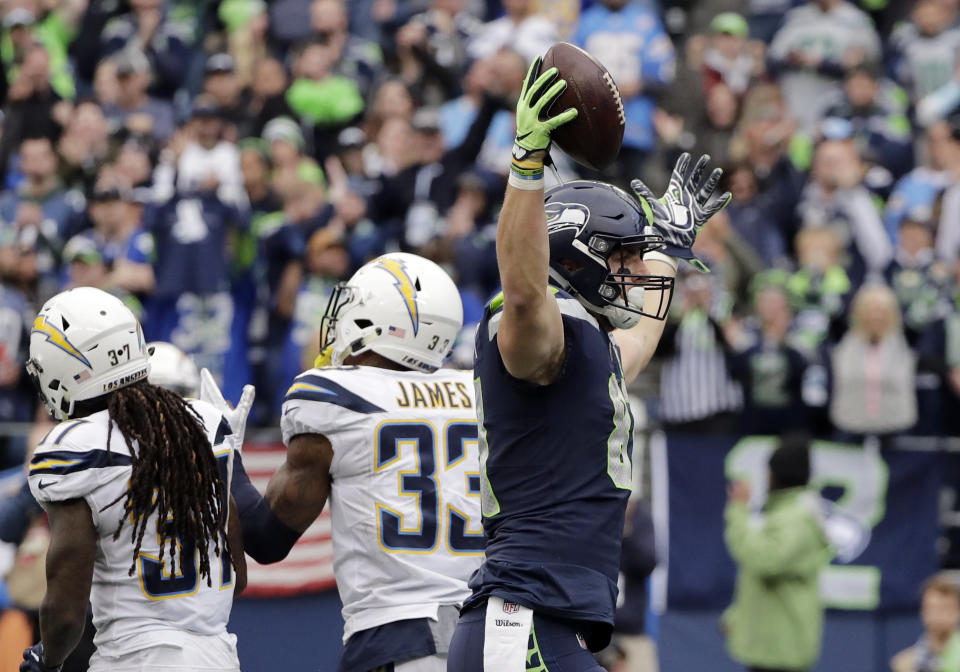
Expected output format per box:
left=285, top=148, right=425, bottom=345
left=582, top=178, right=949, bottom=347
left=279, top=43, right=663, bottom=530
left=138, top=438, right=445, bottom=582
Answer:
left=598, top=286, right=646, bottom=330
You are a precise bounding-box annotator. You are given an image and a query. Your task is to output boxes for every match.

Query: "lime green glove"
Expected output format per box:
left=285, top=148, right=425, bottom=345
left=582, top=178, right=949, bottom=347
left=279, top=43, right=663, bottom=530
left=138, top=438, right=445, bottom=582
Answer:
left=512, top=56, right=578, bottom=166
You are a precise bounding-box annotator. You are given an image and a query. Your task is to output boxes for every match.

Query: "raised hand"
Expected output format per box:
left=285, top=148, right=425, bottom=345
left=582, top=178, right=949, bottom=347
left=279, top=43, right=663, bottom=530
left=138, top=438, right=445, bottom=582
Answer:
left=631, top=153, right=731, bottom=272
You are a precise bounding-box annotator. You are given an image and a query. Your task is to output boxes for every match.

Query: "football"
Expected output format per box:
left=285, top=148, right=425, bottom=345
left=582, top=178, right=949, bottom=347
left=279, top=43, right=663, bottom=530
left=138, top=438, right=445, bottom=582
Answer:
left=540, top=42, right=625, bottom=171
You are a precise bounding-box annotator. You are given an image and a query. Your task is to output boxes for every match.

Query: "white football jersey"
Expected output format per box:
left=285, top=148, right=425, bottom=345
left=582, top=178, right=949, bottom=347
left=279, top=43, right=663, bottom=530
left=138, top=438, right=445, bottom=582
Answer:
left=281, top=366, right=483, bottom=643
left=27, top=400, right=238, bottom=658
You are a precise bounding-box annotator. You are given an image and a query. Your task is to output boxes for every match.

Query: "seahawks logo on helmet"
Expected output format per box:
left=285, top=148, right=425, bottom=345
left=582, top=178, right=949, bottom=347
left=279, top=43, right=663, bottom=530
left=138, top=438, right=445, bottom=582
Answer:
left=545, top=202, right=590, bottom=233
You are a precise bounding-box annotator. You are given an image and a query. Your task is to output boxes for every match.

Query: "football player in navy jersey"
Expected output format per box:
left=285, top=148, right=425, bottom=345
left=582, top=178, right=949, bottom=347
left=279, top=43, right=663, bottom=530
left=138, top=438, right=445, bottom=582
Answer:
left=447, top=57, right=731, bottom=671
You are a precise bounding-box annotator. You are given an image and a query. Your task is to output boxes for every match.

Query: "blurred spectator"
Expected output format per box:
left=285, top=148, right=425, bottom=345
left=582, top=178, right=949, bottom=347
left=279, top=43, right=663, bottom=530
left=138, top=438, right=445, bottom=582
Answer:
left=309, top=0, right=384, bottom=99
left=202, top=53, right=252, bottom=137
left=576, top=0, right=676, bottom=184
left=284, top=37, right=365, bottom=158
left=363, top=77, right=415, bottom=150
left=884, top=121, right=958, bottom=242
left=257, top=157, right=331, bottom=417
left=727, top=285, right=809, bottom=435
left=247, top=58, right=290, bottom=136
left=796, top=138, right=893, bottom=283
left=0, top=136, right=81, bottom=241
left=99, top=0, right=190, bottom=99
left=461, top=49, right=527, bottom=177
left=614, top=499, right=658, bottom=672
left=263, top=116, right=307, bottom=174
left=917, top=259, right=960, bottom=437
left=467, top=0, right=558, bottom=63
left=440, top=171, right=500, bottom=310
left=890, top=0, right=960, bottom=118
left=1, top=43, right=66, bottom=172
left=56, top=99, right=110, bottom=192
left=891, top=573, right=960, bottom=672
left=690, top=208, right=764, bottom=307
left=768, top=0, right=881, bottom=131
left=885, top=209, right=950, bottom=345
left=720, top=161, right=787, bottom=266
left=285, top=224, right=349, bottom=384
left=140, top=150, right=250, bottom=394
left=658, top=268, right=743, bottom=434
left=935, top=116, right=960, bottom=262
left=786, top=226, right=852, bottom=354
left=0, top=6, right=76, bottom=105
left=334, top=126, right=379, bottom=199
left=101, top=49, right=175, bottom=143
left=689, top=12, right=765, bottom=100
left=728, top=84, right=804, bottom=248
left=723, top=433, right=831, bottom=672
left=829, top=283, right=917, bottom=439
left=369, top=91, right=502, bottom=252
left=822, top=63, right=913, bottom=179
left=62, top=182, right=155, bottom=301
left=160, top=95, right=244, bottom=208
left=396, top=0, right=480, bottom=106
left=219, top=0, right=270, bottom=88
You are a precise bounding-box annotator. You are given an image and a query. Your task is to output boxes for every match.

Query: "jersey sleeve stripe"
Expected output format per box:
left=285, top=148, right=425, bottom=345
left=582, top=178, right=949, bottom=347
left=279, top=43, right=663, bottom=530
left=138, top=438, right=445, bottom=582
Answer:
left=30, top=449, right=133, bottom=475
left=284, top=376, right=385, bottom=414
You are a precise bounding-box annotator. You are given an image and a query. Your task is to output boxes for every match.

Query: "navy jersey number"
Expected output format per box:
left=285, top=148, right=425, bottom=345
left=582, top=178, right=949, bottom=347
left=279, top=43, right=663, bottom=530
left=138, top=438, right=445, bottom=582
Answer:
left=375, top=421, right=483, bottom=555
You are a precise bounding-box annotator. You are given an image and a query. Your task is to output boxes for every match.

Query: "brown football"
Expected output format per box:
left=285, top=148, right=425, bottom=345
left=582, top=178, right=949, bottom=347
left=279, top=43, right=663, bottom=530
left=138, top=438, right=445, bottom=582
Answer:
left=540, top=42, right=625, bottom=171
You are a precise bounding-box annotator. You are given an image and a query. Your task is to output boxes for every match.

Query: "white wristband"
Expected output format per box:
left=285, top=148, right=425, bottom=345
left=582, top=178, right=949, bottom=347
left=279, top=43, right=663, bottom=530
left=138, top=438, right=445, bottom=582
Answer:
left=508, top=172, right=544, bottom=191
left=644, top=250, right=679, bottom=271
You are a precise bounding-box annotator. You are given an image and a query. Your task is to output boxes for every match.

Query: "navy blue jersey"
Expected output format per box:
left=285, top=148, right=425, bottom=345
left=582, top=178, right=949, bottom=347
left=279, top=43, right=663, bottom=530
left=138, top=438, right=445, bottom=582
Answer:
left=141, top=193, right=247, bottom=299
left=465, top=287, right=634, bottom=651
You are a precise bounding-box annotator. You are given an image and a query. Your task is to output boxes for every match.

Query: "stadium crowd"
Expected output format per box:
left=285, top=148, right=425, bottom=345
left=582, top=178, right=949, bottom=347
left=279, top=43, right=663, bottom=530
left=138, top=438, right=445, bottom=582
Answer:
left=0, top=0, right=953, bottom=441
left=0, top=0, right=955, bottom=670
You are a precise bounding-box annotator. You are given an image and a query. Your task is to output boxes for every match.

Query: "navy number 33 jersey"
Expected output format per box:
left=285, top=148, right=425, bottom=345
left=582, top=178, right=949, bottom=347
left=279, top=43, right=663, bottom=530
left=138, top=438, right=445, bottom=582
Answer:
left=465, top=287, right=633, bottom=651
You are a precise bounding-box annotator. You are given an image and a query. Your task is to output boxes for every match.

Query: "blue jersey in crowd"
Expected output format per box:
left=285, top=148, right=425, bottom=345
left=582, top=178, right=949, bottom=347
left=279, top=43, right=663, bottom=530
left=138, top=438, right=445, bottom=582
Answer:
left=141, top=192, right=250, bottom=401
left=575, top=3, right=675, bottom=153
left=465, top=287, right=634, bottom=651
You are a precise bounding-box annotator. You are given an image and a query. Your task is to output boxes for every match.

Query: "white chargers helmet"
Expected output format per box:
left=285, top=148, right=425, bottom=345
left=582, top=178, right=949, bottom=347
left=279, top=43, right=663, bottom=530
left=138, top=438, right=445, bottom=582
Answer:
left=26, top=287, right=149, bottom=420
left=147, top=342, right=200, bottom=397
left=320, top=252, right=463, bottom=371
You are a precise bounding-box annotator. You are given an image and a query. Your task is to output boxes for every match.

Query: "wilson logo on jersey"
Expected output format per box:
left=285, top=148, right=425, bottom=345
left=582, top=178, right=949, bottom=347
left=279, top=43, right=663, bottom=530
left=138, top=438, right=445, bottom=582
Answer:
left=32, top=316, right=92, bottom=368
left=375, top=257, right=419, bottom=335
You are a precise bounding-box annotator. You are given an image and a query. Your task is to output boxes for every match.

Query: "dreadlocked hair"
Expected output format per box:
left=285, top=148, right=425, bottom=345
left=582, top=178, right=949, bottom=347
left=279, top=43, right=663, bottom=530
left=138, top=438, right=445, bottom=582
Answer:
left=100, top=380, right=229, bottom=586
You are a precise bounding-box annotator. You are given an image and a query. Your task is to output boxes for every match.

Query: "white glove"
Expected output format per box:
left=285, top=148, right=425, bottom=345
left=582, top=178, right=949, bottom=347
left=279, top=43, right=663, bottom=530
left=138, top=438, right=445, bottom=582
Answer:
left=199, top=368, right=255, bottom=455
left=199, top=369, right=254, bottom=524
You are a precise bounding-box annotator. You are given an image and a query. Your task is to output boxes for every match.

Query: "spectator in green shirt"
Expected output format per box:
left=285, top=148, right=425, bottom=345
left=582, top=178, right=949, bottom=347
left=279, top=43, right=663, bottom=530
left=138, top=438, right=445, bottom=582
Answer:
left=723, top=434, right=832, bottom=672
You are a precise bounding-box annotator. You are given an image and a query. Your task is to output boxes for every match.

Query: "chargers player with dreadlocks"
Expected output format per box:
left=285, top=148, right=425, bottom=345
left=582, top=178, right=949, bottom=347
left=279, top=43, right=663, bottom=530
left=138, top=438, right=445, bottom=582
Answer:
left=20, top=287, right=245, bottom=672
left=446, top=57, right=731, bottom=671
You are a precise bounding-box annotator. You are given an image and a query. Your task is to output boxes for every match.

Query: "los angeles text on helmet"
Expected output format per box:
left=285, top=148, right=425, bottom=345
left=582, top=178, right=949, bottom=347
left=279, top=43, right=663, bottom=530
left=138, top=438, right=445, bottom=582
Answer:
left=102, top=367, right=149, bottom=393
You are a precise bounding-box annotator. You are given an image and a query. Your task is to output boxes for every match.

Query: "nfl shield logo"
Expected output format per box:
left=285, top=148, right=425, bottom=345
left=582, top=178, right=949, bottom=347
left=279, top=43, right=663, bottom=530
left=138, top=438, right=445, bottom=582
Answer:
left=502, top=602, right=520, bottom=614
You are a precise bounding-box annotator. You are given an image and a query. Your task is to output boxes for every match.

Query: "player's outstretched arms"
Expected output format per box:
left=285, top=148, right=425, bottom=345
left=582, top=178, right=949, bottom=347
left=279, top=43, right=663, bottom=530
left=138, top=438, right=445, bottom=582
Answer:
left=498, top=56, right=577, bottom=385
left=265, top=433, right=333, bottom=535
left=34, top=499, right=97, bottom=670
left=615, top=153, right=732, bottom=383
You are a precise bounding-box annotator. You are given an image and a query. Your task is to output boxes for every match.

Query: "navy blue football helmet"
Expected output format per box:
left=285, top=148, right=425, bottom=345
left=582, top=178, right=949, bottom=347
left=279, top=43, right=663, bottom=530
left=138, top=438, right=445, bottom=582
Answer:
left=545, top=180, right=674, bottom=326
